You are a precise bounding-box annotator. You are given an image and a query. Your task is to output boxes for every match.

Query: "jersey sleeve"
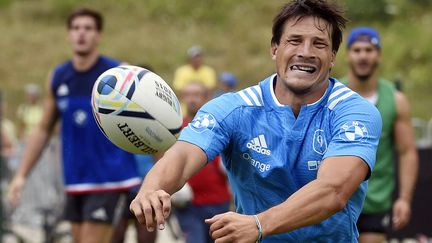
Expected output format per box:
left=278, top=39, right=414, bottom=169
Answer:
left=323, top=96, right=382, bottom=179
left=179, top=94, right=239, bottom=161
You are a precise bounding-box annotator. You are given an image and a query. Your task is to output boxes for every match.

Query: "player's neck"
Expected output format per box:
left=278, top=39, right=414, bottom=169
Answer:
left=274, top=77, right=328, bottom=117
left=72, top=50, right=100, bottom=72
left=190, top=63, right=201, bottom=70
left=347, top=71, right=378, bottom=98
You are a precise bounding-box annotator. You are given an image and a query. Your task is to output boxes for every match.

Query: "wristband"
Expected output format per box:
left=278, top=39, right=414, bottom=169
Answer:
left=253, top=214, right=263, bottom=242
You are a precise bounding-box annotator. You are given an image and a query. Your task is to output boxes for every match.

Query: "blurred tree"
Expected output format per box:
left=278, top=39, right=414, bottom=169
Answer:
left=344, top=0, right=391, bottom=23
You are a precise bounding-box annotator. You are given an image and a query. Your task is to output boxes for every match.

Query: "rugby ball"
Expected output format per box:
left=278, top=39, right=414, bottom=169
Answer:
left=91, top=65, right=182, bottom=154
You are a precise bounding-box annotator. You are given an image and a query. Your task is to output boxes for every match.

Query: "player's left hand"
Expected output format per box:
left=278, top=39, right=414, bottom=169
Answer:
left=205, top=212, right=260, bottom=243
left=392, top=198, right=411, bottom=230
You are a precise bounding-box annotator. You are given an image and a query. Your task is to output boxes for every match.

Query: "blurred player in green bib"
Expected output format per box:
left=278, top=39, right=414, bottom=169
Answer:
left=342, top=27, right=418, bottom=243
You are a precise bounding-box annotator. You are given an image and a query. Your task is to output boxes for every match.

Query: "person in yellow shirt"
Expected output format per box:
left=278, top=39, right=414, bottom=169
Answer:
left=173, top=46, right=217, bottom=92
left=16, top=84, right=43, bottom=139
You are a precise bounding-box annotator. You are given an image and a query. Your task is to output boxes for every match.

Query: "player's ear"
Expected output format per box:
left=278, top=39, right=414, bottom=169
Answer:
left=330, top=51, right=336, bottom=67
left=270, top=43, right=278, bottom=61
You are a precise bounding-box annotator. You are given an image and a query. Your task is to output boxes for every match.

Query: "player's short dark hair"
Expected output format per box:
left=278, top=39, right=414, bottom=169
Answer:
left=271, top=0, right=347, bottom=52
left=67, top=7, right=103, bottom=31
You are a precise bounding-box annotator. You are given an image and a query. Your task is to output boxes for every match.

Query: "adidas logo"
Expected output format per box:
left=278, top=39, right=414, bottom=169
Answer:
left=91, top=208, right=108, bottom=221
left=246, top=134, right=271, bottom=155
left=57, top=84, right=69, bottom=96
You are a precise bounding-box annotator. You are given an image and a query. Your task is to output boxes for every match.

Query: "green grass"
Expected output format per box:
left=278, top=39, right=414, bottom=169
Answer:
left=1, top=0, right=431, bottom=120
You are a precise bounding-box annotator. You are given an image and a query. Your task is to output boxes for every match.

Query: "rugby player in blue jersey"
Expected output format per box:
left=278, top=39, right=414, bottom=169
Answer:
left=131, top=0, right=382, bottom=242
left=8, top=8, right=140, bottom=243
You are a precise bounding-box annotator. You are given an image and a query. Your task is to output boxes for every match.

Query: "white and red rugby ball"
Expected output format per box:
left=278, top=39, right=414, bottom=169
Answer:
left=91, top=65, right=182, bottom=154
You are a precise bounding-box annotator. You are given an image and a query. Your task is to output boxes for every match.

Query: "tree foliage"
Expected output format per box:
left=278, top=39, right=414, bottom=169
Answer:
left=0, top=0, right=431, bottom=118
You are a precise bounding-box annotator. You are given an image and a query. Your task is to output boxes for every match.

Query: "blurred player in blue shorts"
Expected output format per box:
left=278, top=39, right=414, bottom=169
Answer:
left=131, top=0, right=382, bottom=242
left=8, top=7, right=140, bottom=243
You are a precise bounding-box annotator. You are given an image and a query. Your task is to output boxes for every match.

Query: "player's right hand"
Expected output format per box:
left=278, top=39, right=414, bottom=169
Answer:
left=7, top=175, right=26, bottom=207
left=130, top=189, right=171, bottom=232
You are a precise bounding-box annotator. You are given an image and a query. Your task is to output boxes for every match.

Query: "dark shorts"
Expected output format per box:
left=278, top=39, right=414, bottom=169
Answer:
left=120, top=191, right=137, bottom=220
left=174, top=202, right=231, bottom=243
left=357, top=211, right=392, bottom=234
left=64, top=191, right=126, bottom=224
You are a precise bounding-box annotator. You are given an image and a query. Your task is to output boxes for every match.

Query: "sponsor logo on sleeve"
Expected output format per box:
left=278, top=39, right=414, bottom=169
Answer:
left=190, top=113, right=216, bottom=133
left=339, top=121, right=368, bottom=142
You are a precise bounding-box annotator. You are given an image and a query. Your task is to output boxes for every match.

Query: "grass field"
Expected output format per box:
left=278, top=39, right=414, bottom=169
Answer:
left=1, top=0, right=431, bottom=119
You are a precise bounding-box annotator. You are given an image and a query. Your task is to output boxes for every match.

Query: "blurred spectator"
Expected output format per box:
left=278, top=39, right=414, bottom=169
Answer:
left=342, top=27, right=418, bottom=242
left=173, top=46, right=217, bottom=93
left=174, top=81, right=231, bottom=243
left=16, top=84, right=43, bottom=139
left=214, top=71, right=239, bottom=98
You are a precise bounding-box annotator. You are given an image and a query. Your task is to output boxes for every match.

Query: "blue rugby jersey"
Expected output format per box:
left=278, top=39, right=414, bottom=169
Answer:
left=51, top=56, right=141, bottom=194
left=179, top=74, right=382, bottom=242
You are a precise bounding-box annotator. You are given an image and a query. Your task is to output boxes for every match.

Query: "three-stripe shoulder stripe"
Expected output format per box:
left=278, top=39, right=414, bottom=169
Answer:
left=238, top=85, right=263, bottom=106
left=252, top=85, right=263, bottom=103
left=333, top=82, right=344, bottom=88
left=328, top=91, right=355, bottom=109
left=327, top=81, right=356, bottom=110
left=328, top=87, right=350, bottom=100
left=238, top=90, right=253, bottom=105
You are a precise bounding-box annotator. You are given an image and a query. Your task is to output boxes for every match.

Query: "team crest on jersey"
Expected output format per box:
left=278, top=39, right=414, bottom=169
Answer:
left=313, top=129, right=327, bottom=155
left=339, top=121, right=368, bottom=142
left=190, top=113, right=216, bottom=133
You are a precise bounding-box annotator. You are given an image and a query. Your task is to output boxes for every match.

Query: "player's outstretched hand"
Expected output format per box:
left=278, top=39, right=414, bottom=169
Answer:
left=130, top=189, right=171, bottom=232
left=205, top=212, right=260, bottom=243
left=392, top=198, right=411, bottom=230
left=7, top=175, right=26, bottom=207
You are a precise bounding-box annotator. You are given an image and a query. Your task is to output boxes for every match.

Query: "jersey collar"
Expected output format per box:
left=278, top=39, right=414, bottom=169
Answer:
left=259, top=74, right=335, bottom=112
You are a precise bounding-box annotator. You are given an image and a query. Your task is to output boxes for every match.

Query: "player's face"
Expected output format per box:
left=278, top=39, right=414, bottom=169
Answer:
left=181, top=83, right=209, bottom=116
left=68, top=16, right=100, bottom=56
left=271, top=16, right=335, bottom=95
left=347, top=42, right=380, bottom=81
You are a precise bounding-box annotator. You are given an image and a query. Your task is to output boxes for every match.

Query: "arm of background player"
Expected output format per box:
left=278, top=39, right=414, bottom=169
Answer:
left=1, top=126, right=14, bottom=158
left=130, top=141, right=207, bottom=231
left=258, top=156, right=368, bottom=237
left=392, top=91, right=418, bottom=230
left=7, top=72, right=59, bottom=206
